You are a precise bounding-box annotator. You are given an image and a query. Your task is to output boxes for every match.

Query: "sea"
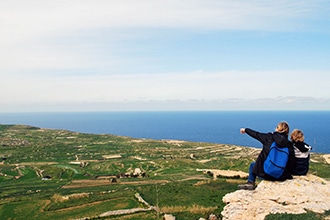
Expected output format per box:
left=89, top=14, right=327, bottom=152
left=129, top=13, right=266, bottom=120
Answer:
left=0, top=111, right=329, bottom=154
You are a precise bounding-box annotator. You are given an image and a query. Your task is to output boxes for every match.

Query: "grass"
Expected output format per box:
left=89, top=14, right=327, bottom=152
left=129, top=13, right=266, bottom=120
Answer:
left=0, top=124, right=329, bottom=220
left=265, top=212, right=327, bottom=220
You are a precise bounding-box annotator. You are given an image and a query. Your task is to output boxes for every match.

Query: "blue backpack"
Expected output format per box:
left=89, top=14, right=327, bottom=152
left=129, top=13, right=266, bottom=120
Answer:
left=263, top=142, right=289, bottom=179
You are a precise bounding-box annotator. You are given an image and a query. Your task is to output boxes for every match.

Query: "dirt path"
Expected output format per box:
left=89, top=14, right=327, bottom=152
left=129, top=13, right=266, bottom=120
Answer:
left=323, top=154, right=330, bottom=164
left=99, top=207, right=154, bottom=217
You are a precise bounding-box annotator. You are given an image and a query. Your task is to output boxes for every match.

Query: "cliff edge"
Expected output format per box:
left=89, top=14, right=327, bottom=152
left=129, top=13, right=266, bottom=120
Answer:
left=221, top=174, right=330, bottom=220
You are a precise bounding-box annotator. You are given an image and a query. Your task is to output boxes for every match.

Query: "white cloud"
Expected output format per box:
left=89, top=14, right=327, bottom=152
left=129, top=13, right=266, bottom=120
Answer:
left=1, top=1, right=329, bottom=111
left=0, top=0, right=327, bottom=71
left=2, top=1, right=324, bottom=33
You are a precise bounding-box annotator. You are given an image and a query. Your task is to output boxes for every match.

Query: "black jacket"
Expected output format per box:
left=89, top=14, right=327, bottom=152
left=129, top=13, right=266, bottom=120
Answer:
left=245, top=128, right=295, bottom=181
left=292, top=141, right=312, bottom=175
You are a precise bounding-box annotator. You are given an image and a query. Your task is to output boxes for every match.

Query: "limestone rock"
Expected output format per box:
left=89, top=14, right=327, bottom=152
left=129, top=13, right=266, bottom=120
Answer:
left=208, top=213, right=218, bottom=220
left=163, top=214, right=176, bottom=220
left=221, top=174, right=330, bottom=220
left=133, top=168, right=142, bottom=176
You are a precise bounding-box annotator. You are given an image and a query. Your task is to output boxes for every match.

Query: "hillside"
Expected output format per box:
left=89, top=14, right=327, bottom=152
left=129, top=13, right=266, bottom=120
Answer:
left=0, top=124, right=329, bottom=220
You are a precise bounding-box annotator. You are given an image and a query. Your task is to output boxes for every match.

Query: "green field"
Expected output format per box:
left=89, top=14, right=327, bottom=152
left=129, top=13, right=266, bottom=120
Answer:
left=0, top=124, right=329, bottom=220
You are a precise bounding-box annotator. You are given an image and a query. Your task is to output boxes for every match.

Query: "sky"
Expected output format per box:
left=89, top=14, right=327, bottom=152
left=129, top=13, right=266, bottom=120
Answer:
left=1, top=0, right=330, bottom=112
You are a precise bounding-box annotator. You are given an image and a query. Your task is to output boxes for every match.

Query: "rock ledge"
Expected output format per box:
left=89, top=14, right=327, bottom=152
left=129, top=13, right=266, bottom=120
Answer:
left=221, top=174, right=330, bottom=220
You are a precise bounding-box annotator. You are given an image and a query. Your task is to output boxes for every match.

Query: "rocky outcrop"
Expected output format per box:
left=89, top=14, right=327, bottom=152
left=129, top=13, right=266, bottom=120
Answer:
left=221, top=174, right=330, bottom=220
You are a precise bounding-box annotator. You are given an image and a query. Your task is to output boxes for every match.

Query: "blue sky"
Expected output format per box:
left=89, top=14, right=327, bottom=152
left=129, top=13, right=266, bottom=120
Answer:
left=1, top=0, right=330, bottom=112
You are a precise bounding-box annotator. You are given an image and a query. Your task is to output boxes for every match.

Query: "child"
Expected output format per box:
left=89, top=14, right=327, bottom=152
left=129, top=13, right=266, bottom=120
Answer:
left=290, top=129, right=312, bottom=175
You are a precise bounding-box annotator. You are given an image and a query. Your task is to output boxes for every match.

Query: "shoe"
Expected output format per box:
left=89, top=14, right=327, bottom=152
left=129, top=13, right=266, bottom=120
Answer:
left=238, top=182, right=255, bottom=190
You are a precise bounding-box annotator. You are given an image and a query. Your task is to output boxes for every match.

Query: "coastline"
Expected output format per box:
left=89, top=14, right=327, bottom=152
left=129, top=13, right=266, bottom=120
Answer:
left=0, top=111, right=330, bottom=153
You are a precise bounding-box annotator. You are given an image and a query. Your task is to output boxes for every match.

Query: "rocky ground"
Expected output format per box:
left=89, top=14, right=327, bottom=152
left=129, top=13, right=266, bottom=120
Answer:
left=221, top=174, right=330, bottom=220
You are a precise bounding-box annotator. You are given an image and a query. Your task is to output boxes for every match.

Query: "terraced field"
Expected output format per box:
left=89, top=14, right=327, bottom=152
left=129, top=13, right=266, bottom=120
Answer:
left=0, top=124, right=329, bottom=219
